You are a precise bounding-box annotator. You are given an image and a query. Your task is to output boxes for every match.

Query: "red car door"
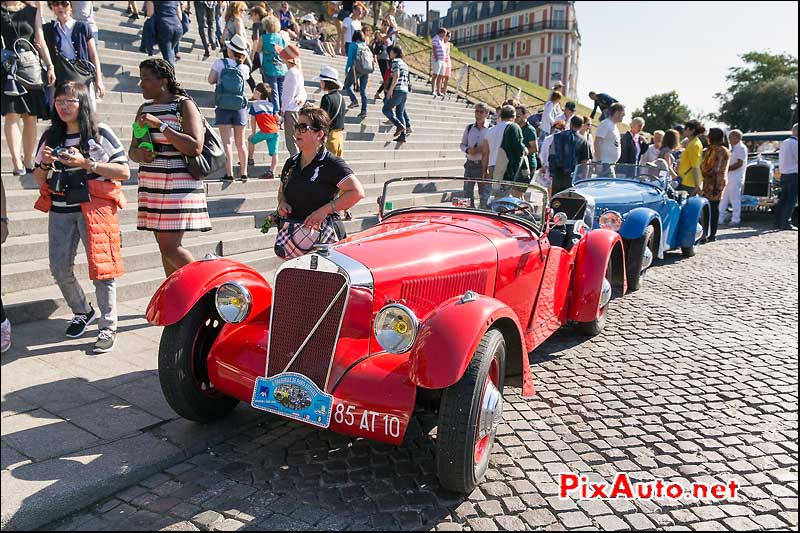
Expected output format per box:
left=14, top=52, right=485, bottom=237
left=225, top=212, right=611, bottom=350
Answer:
left=527, top=235, right=575, bottom=349
left=492, top=226, right=548, bottom=338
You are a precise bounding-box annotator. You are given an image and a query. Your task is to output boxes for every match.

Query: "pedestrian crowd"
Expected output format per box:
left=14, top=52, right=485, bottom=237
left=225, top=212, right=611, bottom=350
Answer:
left=457, top=80, right=797, bottom=246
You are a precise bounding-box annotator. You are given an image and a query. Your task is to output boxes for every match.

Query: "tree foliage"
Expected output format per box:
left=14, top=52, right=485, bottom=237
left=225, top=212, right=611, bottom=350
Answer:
left=716, top=77, right=798, bottom=132
left=632, top=91, right=691, bottom=133
left=715, top=51, right=798, bottom=131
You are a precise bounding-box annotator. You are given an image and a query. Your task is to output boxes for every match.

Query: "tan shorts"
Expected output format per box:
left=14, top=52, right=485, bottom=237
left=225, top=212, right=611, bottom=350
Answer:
left=326, top=129, right=344, bottom=157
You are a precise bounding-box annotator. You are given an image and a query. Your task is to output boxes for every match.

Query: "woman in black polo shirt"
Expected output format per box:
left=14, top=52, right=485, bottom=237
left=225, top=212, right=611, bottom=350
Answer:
left=275, top=106, right=365, bottom=257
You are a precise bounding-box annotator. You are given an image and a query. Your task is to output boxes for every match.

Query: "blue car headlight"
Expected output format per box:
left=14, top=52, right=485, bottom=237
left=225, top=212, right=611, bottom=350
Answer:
left=598, top=211, right=622, bottom=232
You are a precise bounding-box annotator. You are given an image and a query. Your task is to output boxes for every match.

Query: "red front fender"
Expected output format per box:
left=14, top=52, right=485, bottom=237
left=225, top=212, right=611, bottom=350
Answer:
left=408, top=295, right=534, bottom=397
left=567, top=230, right=626, bottom=323
left=146, top=258, right=273, bottom=326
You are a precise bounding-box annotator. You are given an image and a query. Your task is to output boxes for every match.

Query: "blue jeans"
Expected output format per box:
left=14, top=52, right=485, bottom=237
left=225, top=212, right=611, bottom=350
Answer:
left=265, top=75, right=285, bottom=115
left=156, top=22, right=183, bottom=65
left=774, top=172, right=798, bottom=228
left=343, top=72, right=369, bottom=114
left=382, top=90, right=408, bottom=129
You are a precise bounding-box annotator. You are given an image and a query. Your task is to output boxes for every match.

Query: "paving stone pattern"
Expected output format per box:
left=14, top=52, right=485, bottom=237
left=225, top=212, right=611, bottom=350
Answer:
left=42, top=224, right=800, bottom=530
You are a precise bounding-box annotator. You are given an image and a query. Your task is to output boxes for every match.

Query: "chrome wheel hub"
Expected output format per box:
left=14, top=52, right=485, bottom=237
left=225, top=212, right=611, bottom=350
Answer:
left=599, top=278, right=612, bottom=309
left=641, top=245, right=654, bottom=271
left=478, top=381, right=503, bottom=439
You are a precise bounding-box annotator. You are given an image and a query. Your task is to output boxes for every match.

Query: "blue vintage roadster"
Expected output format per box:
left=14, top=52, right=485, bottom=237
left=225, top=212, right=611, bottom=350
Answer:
left=550, top=163, right=710, bottom=291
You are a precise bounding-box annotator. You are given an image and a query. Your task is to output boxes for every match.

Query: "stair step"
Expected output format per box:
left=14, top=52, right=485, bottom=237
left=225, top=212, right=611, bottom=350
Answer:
left=2, top=174, right=464, bottom=239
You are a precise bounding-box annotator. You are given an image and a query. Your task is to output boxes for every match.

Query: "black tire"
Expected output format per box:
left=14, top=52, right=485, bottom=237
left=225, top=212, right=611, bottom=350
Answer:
left=158, top=294, right=239, bottom=423
left=577, top=258, right=611, bottom=336
left=682, top=208, right=707, bottom=257
left=436, top=329, right=506, bottom=493
left=625, top=225, right=655, bottom=292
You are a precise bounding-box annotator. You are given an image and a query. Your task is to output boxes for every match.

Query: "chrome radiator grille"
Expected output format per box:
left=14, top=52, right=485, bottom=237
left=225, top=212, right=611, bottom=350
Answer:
left=267, top=267, right=349, bottom=390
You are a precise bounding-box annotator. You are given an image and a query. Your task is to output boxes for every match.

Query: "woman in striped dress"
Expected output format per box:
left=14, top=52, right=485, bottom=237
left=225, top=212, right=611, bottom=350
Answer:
left=128, top=59, right=211, bottom=277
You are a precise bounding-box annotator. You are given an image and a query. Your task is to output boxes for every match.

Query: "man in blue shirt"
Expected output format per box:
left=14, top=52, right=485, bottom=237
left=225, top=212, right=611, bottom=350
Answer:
left=549, top=115, right=591, bottom=195
left=588, top=91, right=618, bottom=121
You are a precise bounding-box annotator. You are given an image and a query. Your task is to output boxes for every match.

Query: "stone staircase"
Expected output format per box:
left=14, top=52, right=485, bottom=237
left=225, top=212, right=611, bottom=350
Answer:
left=1, top=2, right=477, bottom=324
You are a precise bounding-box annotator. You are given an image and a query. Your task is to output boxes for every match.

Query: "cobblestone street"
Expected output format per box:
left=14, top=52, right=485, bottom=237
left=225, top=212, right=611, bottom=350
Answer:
left=45, top=221, right=799, bottom=531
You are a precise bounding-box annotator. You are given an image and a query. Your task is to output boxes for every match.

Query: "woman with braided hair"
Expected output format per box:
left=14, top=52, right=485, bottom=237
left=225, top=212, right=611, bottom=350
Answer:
left=129, top=58, right=211, bottom=277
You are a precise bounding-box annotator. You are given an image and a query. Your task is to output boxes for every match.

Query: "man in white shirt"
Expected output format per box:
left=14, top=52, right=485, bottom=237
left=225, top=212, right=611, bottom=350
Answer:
left=594, top=103, right=625, bottom=165
left=774, top=123, right=798, bottom=230
left=342, top=5, right=362, bottom=57
left=481, top=107, right=513, bottom=183
left=718, top=129, right=748, bottom=227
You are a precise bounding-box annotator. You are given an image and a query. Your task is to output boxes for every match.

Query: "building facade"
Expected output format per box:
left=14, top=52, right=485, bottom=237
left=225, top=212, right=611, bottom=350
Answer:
left=428, top=1, right=581, bottom=99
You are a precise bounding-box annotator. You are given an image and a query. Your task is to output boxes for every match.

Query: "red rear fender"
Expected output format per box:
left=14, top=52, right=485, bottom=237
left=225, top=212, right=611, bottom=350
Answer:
left=567, top=230, right=626, bottom=323
left=408, top=295, right=533, bottom=396
left=146, top=258, right=273, bottom=326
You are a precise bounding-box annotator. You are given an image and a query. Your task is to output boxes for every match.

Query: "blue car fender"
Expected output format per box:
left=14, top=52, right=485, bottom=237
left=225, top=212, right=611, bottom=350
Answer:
left=619, top=208, right=662, bottom=257
left=676, top=196, right=710, bottom=248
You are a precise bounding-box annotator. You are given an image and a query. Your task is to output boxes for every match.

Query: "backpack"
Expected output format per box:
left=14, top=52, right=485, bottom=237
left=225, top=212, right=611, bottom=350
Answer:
left=215, top=59, right=247, bottom=111
left=549, top=130, right=578, bottom=175
left=355, top=43, right=375, bottom=74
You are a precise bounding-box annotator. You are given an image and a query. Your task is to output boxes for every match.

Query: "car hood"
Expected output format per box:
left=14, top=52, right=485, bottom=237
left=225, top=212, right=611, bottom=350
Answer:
left=335, top=216, right=499, bottom=318
left=573, top=180, right=652, bottom=206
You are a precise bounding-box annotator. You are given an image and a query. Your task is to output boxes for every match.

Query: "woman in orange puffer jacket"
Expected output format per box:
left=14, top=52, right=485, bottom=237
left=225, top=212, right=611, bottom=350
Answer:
left=32, top=82, right=129, bottom=354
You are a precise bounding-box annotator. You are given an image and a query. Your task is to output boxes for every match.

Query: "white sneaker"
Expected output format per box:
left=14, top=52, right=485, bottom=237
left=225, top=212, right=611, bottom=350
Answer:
left=1, top=319, right=10, bottom=354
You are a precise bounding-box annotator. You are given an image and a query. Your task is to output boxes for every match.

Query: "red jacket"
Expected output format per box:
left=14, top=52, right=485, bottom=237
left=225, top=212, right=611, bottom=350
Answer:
left=34, top=180, right=126, bottom=280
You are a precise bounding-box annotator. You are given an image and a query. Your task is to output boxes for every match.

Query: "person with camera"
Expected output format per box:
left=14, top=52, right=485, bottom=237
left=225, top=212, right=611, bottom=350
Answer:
left=1, top=0, right=57, bottom=177
left=273, top=106, right=365, bottom=259
left=32, top=81, right=129, bottom=354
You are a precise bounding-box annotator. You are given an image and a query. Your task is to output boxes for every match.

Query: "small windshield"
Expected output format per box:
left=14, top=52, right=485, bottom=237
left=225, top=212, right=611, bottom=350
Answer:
left=380, top=177, right=548, bottom=230
left=573, top=162, right=669, bottom=188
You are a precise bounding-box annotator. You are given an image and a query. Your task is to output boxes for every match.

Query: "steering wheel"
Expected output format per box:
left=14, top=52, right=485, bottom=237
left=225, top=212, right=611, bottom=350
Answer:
left=491, top=199, right=533, bottom=216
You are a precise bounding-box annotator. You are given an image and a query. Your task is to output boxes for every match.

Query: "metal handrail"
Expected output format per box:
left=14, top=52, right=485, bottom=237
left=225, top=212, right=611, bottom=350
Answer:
left=397, top=33, right=546, bottom=110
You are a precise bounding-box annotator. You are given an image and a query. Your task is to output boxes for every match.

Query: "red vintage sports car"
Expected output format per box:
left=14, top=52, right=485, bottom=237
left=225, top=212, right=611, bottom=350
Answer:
left=147, top=178, right=627, bottom=492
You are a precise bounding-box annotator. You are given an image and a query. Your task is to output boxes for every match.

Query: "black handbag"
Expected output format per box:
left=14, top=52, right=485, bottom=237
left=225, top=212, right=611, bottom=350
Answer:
left=51, top=50, right=94, bottom=85
left=179, top=97, right=227, bottom=180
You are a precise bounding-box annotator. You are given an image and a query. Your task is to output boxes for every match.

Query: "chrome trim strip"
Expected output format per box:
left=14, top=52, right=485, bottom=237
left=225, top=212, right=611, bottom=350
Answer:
left=327, top=248, right=374, bottom=290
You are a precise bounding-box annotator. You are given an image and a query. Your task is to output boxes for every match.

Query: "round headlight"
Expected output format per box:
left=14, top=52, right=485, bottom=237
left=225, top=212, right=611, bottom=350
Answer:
left=215, top=282, right=252, bottom=324
left=374, top=304, right=418, bottom=354
left=598, top=211, right=622, bottom=232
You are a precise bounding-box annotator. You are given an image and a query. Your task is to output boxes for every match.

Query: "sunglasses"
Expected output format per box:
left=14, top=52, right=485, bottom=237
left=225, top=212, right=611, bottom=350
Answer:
left=54, top=98, right=79, bottom=106
left=296, top=123, right=321, bottom=134
left=50, top=1, right=70, bottom=7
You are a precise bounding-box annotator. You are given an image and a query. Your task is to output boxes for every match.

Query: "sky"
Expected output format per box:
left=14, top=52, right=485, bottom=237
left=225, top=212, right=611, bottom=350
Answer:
left=402, top=1, right=798, bottom=123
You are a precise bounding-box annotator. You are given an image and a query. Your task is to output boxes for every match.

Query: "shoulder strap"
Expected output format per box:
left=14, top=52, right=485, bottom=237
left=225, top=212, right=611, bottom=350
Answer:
left=334, top=92, right=343, bottom=122
left=467, top=123, right=473, bottom=135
